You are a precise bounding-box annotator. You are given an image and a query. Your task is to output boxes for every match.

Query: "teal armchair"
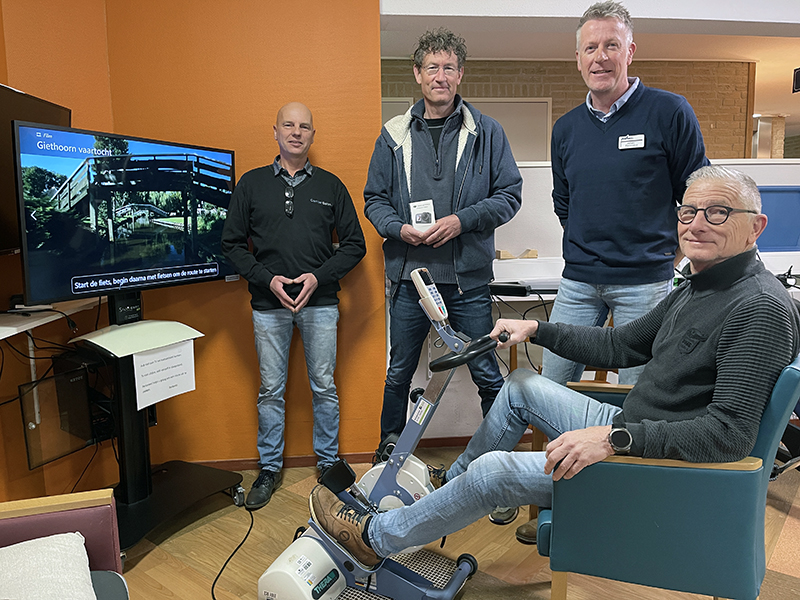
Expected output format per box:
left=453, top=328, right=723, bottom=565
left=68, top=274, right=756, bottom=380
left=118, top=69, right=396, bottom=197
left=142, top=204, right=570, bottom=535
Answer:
left=537, top=356, right=800, bottom=600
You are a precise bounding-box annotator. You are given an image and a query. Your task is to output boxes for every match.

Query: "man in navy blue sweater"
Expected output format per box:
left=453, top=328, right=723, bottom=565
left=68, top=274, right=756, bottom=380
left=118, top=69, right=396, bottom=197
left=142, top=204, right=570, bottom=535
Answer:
left=517, top=0, right=709, bottom=542
left=546, top=3, right=710, bottom=389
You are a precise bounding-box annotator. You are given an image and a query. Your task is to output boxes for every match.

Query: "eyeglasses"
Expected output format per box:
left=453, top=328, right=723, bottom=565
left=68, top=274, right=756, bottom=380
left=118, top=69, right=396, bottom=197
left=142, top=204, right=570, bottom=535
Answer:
left=421, top=64, right=459, bottom=77
left=284, top=186, right=294, bottom=218
left=675, top=204, right=758, bottom=225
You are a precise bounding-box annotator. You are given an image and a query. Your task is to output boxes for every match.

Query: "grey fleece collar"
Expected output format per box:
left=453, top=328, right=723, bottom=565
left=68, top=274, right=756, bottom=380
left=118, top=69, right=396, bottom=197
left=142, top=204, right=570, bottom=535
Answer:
left=383, top=100, right=478, bottom=197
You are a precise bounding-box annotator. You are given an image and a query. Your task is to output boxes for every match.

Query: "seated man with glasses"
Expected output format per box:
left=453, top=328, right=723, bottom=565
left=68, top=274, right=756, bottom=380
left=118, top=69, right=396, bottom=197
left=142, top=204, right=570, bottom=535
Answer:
left=310, top=165, right=800, bottom=566
left=222, top=102, right=366, bottom=510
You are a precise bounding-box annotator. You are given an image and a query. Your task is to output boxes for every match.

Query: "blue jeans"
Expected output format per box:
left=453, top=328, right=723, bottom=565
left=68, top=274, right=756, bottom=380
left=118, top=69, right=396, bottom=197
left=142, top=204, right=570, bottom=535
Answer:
left=252, top=305, right=340, bottom=471
left=380, top=281, right=503, bottom=439
left=368, top=369, right=621, bottom=556
left=542, top=277, right=672, bottom=385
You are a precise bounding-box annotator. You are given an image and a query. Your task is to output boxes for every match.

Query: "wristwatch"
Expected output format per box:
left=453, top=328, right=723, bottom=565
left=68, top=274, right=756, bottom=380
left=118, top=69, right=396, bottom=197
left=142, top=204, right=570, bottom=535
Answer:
left=608, top=426, right=632, bottom=455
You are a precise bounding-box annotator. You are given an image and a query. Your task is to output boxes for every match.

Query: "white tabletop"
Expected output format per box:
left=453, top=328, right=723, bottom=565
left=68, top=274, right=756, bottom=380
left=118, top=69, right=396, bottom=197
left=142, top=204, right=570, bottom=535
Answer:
left=0, top=298, right=103, bottom=342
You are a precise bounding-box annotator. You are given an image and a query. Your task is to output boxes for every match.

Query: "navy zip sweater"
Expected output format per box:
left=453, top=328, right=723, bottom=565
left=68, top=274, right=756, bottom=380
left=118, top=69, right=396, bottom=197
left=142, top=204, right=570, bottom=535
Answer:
left=551, top=83, right=709, bottom=285
left=221, top=166, right=366, bottom=311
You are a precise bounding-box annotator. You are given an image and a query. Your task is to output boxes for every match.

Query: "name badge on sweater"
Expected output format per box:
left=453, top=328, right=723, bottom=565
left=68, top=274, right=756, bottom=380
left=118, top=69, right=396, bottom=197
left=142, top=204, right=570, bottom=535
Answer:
left=618, top=134, right=645, bottom=150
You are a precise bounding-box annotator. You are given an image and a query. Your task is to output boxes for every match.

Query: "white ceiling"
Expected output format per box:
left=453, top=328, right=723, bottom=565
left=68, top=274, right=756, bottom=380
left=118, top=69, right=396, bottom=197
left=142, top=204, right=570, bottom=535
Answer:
left=380, top=4, right=800, bottom=137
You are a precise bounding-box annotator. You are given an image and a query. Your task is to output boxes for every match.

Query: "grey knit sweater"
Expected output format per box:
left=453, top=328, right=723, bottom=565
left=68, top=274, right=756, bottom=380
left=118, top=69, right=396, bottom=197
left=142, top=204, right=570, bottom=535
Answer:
left=535, top=248, right=800, bottom=462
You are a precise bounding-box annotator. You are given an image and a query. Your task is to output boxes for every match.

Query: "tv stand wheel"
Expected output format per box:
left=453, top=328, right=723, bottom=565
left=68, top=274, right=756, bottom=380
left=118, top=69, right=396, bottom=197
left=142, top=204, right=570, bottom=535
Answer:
left=231, top=484, right=246, bottom=507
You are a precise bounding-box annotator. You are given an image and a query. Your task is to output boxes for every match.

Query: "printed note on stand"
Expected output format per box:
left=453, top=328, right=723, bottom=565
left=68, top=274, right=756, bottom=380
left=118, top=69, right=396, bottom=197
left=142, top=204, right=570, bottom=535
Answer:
left=133, top=340, right=196, bottom=409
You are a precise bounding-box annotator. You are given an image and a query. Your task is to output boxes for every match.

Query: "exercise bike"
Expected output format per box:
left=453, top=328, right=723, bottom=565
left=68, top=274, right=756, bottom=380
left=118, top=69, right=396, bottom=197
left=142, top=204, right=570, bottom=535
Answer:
left=258, top=267, right=506, bottom=600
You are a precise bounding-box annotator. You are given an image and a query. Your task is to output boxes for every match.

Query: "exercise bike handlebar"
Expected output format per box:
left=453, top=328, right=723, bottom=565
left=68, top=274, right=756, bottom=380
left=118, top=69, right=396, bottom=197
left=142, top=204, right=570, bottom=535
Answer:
left=429, top=332, right=509, bottom=372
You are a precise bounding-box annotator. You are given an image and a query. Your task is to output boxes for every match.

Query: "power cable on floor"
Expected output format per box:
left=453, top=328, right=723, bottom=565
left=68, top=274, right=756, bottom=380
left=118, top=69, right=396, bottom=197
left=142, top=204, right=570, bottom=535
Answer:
left=211, top=507, right=255, bottom=599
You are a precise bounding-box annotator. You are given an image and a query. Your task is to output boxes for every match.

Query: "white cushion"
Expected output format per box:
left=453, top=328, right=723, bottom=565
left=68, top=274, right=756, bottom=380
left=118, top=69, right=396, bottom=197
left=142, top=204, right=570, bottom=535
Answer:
left=0, top=532, right=96, bottom=600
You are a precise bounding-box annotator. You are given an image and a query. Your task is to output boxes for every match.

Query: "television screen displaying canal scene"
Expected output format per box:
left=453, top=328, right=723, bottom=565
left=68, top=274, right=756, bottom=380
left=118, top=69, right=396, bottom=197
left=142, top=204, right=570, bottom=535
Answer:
left=13, top=121, right=235, bottom=305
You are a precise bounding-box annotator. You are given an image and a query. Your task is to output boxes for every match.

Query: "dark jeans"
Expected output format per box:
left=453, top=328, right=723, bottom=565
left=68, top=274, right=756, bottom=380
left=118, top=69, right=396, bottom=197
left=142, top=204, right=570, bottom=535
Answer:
left=380, top=280, right=503, bottom=440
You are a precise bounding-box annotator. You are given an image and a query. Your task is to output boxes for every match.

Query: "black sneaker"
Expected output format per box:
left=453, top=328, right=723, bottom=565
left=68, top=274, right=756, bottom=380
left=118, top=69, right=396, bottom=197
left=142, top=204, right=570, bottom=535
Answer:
left=427, top=464, right=447, bottom=489
left=317, top=463, right=333, bottom=482
left=372, top=433, right=399, bottom=465
left=245, top=469, right=282, bottom=510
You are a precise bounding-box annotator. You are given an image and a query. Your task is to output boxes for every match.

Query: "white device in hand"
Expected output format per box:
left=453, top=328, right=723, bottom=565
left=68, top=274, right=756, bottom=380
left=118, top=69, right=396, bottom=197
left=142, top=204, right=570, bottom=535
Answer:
left=411, top=268, right=447, bottom=323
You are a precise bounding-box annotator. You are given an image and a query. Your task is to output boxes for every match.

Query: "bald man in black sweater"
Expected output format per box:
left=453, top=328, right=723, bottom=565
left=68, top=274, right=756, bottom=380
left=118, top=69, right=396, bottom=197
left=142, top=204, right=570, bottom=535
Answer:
left=222, top=102, right=365, bottom=510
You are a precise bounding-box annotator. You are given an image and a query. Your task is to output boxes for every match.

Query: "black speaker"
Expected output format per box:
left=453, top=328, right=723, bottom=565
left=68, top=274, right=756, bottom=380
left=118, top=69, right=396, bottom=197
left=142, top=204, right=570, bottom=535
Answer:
left=794, top=67, right=800, bottom=94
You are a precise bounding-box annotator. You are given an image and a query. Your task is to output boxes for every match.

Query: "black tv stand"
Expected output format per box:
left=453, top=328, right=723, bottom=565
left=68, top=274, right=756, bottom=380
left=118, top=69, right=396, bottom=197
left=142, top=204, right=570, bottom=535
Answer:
left=115, top=461, right=243, bottom=550
left=75, top=320, right=244, bottom=550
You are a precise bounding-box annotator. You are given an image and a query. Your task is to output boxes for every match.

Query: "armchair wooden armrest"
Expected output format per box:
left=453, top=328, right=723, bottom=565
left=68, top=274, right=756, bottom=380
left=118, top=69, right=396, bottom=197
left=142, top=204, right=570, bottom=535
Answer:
left=602, top=454, right=762, bottom=471
left=0, top=488, right=113, bottom=521
left=565, top=381, right=633, bottom=394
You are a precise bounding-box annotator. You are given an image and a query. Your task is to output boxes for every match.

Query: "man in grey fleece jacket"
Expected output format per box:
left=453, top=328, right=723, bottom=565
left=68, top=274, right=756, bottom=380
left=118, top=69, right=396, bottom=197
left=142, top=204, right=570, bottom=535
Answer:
left=364, top=28, right=522, bottom=446
left=311, top=165, right=800, bottom=564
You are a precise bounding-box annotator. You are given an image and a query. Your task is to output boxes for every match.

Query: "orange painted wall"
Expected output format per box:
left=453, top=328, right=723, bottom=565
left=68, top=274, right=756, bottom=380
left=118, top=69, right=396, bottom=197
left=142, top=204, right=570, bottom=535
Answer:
left=0, top=6, right=7, bottom=84
left=1, top=0, right=114, bottom=132
left=0, top=0, right=385, bottom=500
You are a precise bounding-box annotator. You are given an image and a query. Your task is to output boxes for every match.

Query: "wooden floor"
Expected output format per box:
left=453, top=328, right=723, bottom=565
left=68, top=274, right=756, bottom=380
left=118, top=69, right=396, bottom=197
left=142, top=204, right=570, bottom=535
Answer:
left=122, top=446, right=800, bottom=599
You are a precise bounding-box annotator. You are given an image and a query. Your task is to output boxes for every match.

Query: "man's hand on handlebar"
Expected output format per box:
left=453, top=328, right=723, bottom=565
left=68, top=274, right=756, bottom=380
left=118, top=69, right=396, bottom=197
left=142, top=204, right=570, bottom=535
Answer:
left=490, top=319, right=539, bottom=349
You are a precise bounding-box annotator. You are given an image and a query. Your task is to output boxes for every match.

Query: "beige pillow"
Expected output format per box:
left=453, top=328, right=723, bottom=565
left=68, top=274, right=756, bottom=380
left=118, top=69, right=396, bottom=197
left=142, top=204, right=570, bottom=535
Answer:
left=0, top=532, right=96, bottom=600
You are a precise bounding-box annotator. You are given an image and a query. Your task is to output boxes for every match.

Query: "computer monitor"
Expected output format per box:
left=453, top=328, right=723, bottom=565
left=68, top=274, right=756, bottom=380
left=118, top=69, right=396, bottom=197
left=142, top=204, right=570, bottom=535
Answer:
left=13, top=121, right=236, bottom=312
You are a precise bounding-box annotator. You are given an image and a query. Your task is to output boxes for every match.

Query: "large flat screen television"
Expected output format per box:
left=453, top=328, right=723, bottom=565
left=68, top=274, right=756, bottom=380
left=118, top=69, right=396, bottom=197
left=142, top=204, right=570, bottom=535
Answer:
left=1, top=85, right=71, bottom=255
left=13, top=121, right=236, bottom=310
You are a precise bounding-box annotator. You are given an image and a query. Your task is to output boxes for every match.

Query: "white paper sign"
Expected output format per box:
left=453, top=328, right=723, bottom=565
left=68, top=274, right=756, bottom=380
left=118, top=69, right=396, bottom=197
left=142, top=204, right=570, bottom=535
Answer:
left=132, top=340, right=196, bottom=410
left=410, top=199, right=436, bottom=232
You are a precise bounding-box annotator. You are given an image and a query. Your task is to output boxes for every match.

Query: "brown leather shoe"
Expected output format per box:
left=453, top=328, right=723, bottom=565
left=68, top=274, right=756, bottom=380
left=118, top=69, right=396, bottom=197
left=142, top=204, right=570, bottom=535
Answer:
left=309, top=485, right=380, bottom=567
left=515, top=517, right=538, bottom=545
